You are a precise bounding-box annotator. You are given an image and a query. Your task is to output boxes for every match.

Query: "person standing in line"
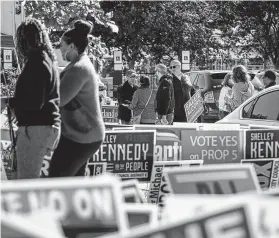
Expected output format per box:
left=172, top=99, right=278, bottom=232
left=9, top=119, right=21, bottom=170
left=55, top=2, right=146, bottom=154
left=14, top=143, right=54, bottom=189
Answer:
left=117, top=70, right=138, bottom=124
left=48, top=20, right=105, bottom=177
left=225, top=65, right=255, bottom=111
left=155, top=64, right=175, bottom=125
left=169, top=60, right=192, bottom=122
left=218, top=73, right=234, bottom=119
left=262, top=70, right=277, bottom=89
left=127, top=75, right=157, bottom=124
left=7, top=18, right=61, bottom=179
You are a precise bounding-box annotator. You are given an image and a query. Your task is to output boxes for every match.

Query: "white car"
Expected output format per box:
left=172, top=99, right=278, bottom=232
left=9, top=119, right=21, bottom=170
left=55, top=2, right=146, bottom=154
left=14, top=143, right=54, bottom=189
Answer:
left=217, top=85, right=279, bottom=127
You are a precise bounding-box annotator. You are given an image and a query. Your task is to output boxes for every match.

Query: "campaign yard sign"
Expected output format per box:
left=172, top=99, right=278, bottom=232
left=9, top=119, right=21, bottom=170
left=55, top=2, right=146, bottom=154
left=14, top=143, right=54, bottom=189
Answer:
left=134, top=125, right=197, bottom=161
left=105, top=123, right=134, bottom=131
left=102, top=106, right=118, bottom=123
left=163, top=194, right=279, bottom=238
left=165, top=164, right=260, bottom=195
left=204, top=91, right=215, bottom=104
left=181, top=130, right=242, bottom=164
left=245, top=129, right=279, bottom=159
left=124, top=204, right=158, bottom=228
left=148, top=160, right=203, bottom=206
left=1, top=213, right=66, bottom=238
left=87, top=131, right=155, bottom=181
left=197, top=123, right=241, bottom=131
left=121, top=180, right=145, bottom=203
left=103, top=205, right=254, bottom=238
left=184, top=90, right=204, bottom=123
left=1, top=175, right=128, bottom=236
left=242, top=159, right=279, bottom=190
left=263, top=188, right=279, bottom=196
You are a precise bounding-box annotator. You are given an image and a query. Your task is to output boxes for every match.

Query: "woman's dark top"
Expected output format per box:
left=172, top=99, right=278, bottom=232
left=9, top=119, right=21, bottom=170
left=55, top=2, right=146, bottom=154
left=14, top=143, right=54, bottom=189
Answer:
left=10, top=49, right=61, bottom=127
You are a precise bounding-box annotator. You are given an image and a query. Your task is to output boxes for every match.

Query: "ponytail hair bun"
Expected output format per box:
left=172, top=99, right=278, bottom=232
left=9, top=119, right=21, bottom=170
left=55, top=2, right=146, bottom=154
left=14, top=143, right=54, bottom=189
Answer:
left=74, top=20, right=92, bottom=36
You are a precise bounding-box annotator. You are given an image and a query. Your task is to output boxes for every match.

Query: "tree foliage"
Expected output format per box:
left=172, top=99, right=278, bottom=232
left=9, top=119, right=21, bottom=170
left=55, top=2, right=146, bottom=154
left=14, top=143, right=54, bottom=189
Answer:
left=16, top=0, right=112, bottom=73
left=20, top=0, right=106, bottom=30
left=98, top=1, right=219, bottom=68
left=214, top=1, right=279, bottom=69
left=15, top=1, right=279, bottom=70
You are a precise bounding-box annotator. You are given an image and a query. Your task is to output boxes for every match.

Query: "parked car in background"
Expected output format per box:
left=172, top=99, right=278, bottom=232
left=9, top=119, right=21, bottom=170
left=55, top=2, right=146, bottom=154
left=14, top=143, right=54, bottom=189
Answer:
left=188, top=70, right=230, bottom=122
left=216, top=85, right=279, bottom=127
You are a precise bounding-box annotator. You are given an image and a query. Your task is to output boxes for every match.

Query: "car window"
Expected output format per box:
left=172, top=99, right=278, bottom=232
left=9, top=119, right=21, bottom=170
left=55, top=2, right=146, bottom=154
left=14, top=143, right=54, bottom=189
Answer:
left=242, top=100, right=255, bottom=118
left=210, top=73, right=228, bottom=80
left=197, top=74, right=205, bottom=89
left=210, top=73, right=228, bottom=86
left=250, top=91, right=279, bottom=120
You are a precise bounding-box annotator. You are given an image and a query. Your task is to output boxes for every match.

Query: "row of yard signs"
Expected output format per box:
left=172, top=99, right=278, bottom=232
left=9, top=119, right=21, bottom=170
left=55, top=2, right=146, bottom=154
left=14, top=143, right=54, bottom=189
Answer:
left=1, top=124, right=279, bottom=237
left=1, top=124, right=279, bottom=191
left=1, top=173, right=278, bottom=238
left=1, top=175, right=160, bottom=237
left=102, top=106, right=119, bottom=123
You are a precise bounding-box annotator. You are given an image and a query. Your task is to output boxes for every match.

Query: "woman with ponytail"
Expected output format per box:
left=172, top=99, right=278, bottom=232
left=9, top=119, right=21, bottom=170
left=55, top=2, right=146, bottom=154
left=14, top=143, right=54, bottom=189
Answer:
left=48, top=20, right=105, bottom=177
left=8, top=18, right=61, bottom=179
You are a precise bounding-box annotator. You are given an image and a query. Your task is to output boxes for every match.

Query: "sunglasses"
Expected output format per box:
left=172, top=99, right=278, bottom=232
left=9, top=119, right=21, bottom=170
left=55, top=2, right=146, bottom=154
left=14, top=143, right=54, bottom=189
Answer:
left=169, top=65, right=180, bottom=69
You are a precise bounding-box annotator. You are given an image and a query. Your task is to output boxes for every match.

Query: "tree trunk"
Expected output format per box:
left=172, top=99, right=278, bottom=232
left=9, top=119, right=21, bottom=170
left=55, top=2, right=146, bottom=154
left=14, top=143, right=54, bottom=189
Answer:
left=263, top=58, right=269, bottom=70
left=273, top=58, right=279, bottom=70
left=263, top=53, right=270, bottom=70
left=128, top=59, right=136, bottom=69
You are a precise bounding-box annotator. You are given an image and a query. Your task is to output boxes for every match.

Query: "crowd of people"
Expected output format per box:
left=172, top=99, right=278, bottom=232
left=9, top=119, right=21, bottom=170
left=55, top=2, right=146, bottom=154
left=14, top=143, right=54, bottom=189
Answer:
left=2, top=17, right=278, bottom=180
left=117, top=61, right=194, bottom=125
left=118, top=62, right=278, bottom=123
left=218, top=66, right=277, bottom=119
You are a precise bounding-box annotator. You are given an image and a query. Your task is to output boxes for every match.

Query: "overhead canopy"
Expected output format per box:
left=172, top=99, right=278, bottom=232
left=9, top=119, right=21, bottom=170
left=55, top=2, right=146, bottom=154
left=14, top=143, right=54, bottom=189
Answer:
left=1, top=34, right=15, bottom=48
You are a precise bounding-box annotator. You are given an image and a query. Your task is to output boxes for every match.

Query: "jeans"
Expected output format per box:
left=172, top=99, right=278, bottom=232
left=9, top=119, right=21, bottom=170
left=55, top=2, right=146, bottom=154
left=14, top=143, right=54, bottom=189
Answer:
left=16, top=125, right=60, bottom=179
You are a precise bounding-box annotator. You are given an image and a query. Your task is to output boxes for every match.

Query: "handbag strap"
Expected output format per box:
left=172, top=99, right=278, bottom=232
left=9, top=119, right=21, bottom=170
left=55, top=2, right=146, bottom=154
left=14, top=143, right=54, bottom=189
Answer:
left=7, top=106, right=16, bottom=150
left=2, top=72, right=17, bottom=150
left=137, top=89, right=153, bottom=116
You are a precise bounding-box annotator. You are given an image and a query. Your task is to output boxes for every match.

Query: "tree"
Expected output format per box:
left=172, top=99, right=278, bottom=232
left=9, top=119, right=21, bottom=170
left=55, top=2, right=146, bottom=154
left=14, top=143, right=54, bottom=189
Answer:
left=98, top=1, right=219, bottom=68
left=214, top=1, right=279, bottom=69
left=16, top=0, right=114, bottom=43
left=15, top=0, right=114, bottom=73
